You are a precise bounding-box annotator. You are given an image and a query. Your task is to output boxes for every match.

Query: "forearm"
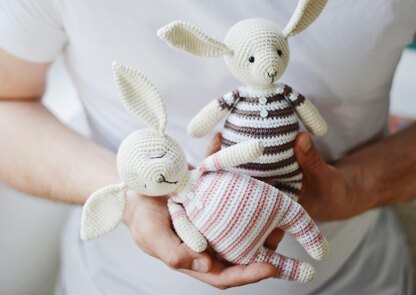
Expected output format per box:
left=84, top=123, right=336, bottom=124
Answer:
left=0, top=101, right=118, bottom=204
left=336, top=124, right=416, bottom=209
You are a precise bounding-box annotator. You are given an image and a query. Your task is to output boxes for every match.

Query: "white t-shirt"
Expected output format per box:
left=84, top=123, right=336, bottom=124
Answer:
left=1, top=0, right=415, bottom=294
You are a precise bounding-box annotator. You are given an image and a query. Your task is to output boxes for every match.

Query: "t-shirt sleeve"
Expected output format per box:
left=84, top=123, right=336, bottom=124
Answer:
left=0, top=0, right=67, bottom=63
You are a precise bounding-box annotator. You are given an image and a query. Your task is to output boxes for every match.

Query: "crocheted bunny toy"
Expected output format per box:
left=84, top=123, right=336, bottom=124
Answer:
left=157, top=0, right=328, bottom=201
left=81, top=63, right=329, bottom=283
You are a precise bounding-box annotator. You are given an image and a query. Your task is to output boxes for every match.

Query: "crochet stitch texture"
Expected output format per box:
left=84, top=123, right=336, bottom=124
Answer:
left=80, top=62, right=329, bottom=283
left=158, top=0, right=328, bottom=201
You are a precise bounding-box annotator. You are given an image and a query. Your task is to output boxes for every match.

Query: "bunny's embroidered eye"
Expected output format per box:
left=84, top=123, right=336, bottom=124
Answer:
left=277, top=49, right=282, bottom=57
left=150, top=151, right=167, bottom=159
left=248, top=56, right=255, bottom=63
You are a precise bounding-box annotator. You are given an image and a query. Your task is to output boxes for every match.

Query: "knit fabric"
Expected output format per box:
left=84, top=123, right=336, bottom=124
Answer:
left=81, top=63, right=329, bottom=284
left=187, top=99, right=229, bottom=138
left=117, top=129, right=188, bottom=197
left=113, top=62, right=167, bottom=134
left=223, top=19, right=289, bottom=88
left=81, top=184, right=128, bottom=240
left=208, top=83, right=325, bottom=200
left=159, top=2, right=329, bottom=201
left=81, top=63, right=188, bottom=240
left=157, top=20, right=232, bottom=58
left=283, top=0, right=328, bottom=38
left=168, top=151, right=329, bottom=283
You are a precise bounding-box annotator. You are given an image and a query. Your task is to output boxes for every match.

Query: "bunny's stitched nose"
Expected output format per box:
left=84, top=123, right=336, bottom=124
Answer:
left=267, top=71, right=277, bottom=78
left=267, top=71, right=277, bottom=83
left=156, top=174, right=178, bottom=185
left=156, top=174, right=165, bottom=183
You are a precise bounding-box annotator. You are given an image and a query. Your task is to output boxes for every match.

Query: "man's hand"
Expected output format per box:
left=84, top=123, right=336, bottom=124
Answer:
left=123, top=192, right=212, bottom=272
left=294, top=132, right=375, bottom=221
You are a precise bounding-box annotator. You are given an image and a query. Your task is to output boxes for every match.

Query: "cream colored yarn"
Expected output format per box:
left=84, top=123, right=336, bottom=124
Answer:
left=224, top=19, right=289, bottom=88
left=157, top=20, right=232, bottom=57
left=158, top=0, right=328, bottom=89
left=81, top=63, right=189, bottom=240
left=113, top=62, right=167, bottom=134
left=79, top=64, right=329, bottom=283
left=283, top=0, right=328, bottom=38
left=158, top=0, right=328, bottom=200
left=81, top=184, right=127, bottom=240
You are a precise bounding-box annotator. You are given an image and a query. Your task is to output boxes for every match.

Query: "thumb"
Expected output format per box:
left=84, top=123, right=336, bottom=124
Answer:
left=294, top=133, right=327, bottom=180
left=157, top=229, right=212, bottom=273
left=205, top=132, right=222, bottom=157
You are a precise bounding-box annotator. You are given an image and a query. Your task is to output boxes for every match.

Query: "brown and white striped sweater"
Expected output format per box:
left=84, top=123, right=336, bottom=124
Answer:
left=218, top=83, right=307, bottom=200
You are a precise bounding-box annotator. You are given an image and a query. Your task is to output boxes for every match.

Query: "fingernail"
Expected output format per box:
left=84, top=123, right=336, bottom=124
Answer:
left=192, top=259, right=208, bottom=272
left=300, top=135, right=312, bottom=153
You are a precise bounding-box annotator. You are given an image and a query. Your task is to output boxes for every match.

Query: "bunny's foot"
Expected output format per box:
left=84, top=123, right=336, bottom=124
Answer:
left=249, top=246, right=315, bottom=283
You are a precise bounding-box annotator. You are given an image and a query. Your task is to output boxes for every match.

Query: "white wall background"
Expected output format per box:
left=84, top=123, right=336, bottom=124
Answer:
left=0, top=49, right=415, bottom=295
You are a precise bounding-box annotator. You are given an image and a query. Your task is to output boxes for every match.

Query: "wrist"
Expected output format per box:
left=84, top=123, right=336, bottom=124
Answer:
left=336, top=161, right=379, bottom=213
left=123, top=190, right=139, bottom=226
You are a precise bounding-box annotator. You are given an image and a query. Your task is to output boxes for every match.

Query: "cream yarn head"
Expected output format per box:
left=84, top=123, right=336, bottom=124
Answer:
left=117, top=129, right=187, bottom=196
left=113, top=62, right=188, bottom=196
left=158, top=0, right=327, bottom=89
left=223, top=19, right=288, bottom=88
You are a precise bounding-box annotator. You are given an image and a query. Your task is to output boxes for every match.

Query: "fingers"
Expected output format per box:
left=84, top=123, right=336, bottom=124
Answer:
left=148, top=223, right=213, bottom=272
left=155, top=232, right=211, bottom=272
left=127, top=195, right=212, bottom=273
left=182, top=260, right=277, bottom=290
left=294, top=132, right=327, bottom=182
left=264, top=228, right=285, bottom=251
left=205, top=132, right=222, bottom=157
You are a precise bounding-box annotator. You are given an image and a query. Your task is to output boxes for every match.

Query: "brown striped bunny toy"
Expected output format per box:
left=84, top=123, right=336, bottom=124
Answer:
left=80, top=63, right=329, bottom=283
left=158, top=0, right=328, bottom=201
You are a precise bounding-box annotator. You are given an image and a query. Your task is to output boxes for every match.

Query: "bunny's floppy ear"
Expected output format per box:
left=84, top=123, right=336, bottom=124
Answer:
left=80, top=184, right=128, bottom=240
left=112, top=62, right=167, bottom=134
left=157, top=20, right=232, bottom=57
left=283, top=0, right=327, bottom=38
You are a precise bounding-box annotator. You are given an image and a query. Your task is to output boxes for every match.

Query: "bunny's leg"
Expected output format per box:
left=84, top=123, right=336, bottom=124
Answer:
left=249, top=246, right=315, bottom=283
left=168, top=199, right=207, bottom=252
left=275, top=194, right=329, bottom=260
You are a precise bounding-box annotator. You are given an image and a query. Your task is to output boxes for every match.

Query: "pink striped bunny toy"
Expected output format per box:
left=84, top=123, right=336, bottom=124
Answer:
left=80, top=63, right=329, bottom=283
left=157, top=0, right=328, bottom=201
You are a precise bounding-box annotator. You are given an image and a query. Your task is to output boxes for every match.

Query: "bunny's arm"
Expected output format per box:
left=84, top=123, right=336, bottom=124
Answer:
left=187, top=90, right=240, bottom=138
left=198, top=140, right=264, bottom=173
left=282, top=85, right=328, bottom=136
left=167, top=198, right=207, bottom=252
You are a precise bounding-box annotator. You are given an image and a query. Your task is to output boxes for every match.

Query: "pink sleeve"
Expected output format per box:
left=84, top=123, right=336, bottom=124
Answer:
left=198, top=153, right=223, bottom=174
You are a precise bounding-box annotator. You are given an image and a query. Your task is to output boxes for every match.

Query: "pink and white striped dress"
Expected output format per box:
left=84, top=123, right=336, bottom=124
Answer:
left=168, top=153, right=328, bottom=282
left=219, top=83, right=306, bottom=200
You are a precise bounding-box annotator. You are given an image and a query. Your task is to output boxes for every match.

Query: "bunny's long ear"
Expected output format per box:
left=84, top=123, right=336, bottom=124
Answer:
left=283, top=0, right=327, bottom=38
left=157, top=20, right=232, bottom=57
left=80, top=184, right=128, bottom=240
left=112, top=62, right=167, bottom=134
